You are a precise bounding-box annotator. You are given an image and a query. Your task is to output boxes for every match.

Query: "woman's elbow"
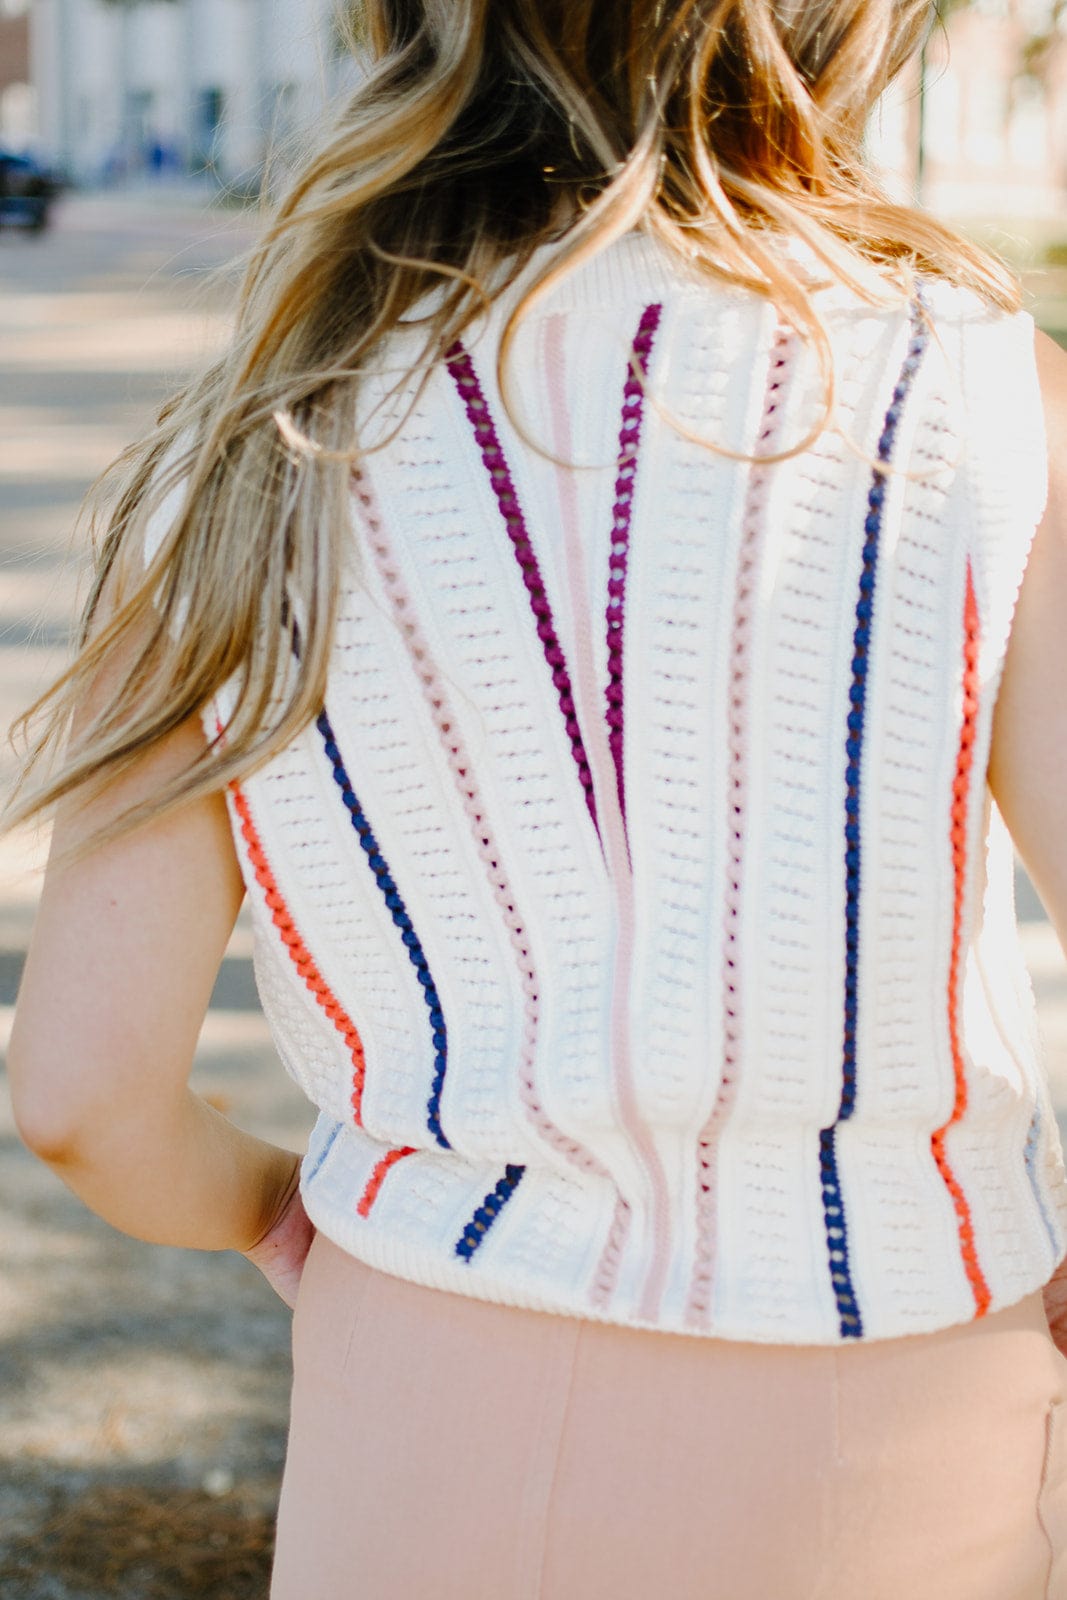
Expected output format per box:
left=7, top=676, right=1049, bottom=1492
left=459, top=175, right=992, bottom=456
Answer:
left=7, top=1037, right=103, bottom=1167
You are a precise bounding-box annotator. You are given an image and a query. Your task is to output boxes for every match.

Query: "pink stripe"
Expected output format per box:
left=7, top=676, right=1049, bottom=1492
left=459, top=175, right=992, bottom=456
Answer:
left=447, top=344, right=599, bottom=837
left=350, top=469, right=620, bottom=1204
left=686, top=322, right=794, bottom=1327
left=544, top=311, right=672, bottom=1324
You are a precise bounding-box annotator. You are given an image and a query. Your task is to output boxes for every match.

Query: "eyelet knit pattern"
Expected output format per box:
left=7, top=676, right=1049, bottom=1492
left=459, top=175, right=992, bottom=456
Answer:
left=687, top=321, right=795, bottom=1328
left=317, top=709, right=452, bottom=1151
left=194, top=238, right=1064, bottom=1344
left=358, top=1145, right=417, bottom=1218
left=607, top=303, right=662, bottom=829
left=818, top=299, right=931, bottom=1339
left=456, top=1164, right=527, bottom=1260
left=350, top=461, right=630, bottom=1272
left=931, top=558, right=992, bottom=1317
left=227, top=777, right=370, bottom=1128
left=446, top=342, right=600, bottom=838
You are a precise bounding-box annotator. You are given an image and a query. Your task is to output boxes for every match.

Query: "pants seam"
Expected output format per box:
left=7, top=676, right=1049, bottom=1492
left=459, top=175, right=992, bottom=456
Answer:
left=514, top=1317, right=582, bottom=1600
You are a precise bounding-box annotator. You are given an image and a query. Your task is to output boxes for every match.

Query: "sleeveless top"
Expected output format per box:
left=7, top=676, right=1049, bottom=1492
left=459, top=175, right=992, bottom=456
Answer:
left=158, top=231, right=1067, bottom=1343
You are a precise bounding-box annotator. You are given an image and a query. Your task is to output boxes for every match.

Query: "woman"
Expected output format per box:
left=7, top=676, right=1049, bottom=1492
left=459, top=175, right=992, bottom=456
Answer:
left=7, top=1, right=1067, bottom=1595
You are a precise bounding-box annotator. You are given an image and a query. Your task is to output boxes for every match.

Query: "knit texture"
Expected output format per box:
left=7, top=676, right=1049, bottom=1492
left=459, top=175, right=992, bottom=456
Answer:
left=160, top=232, right=1066, bottom=1343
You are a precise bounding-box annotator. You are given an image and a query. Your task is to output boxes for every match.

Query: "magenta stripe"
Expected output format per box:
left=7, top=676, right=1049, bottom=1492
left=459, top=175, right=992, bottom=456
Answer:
left=607, top=304, right=661, bottom=831
left=686, top=321, right=794, bottom=1329
left=544, top=311, right=673, bottom=1324
left=447, top=344, right=599, bottom=839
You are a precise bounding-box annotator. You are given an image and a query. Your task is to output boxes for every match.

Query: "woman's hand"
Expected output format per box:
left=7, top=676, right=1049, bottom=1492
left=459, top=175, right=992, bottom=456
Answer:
left=242, top=1163, right=316, bottom=1310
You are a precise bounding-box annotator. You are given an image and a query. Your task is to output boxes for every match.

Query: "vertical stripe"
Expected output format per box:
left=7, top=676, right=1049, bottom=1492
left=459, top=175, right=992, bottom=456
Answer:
left=305, top=1120, right=343, bottom=1185
left=317, top=710, right=452, bottom=1151
left=821, top=301, right=929, bottom=1339
left=932, top=560, right=993, bottom=1317
left=358, top=1145, right=417, bottom=1218
left=229, top=779, right=369, bottom=1129
left=543, top=310, right=670, bottom=1322
left=687, top=322, right=794, bottom=1327
left=1025, top=1105, right=1061, bottom=1259
left=447, top=343, right=600, bottom=838
left=455, top=1165, right=527, bottom=1260
left=607, top=303, right=661, bottom=833
left=349, top=469, right=621, bottom=1203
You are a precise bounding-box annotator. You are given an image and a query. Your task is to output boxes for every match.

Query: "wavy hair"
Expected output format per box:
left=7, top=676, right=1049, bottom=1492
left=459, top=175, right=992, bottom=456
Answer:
left=3, top=0, right=1019, bottom=862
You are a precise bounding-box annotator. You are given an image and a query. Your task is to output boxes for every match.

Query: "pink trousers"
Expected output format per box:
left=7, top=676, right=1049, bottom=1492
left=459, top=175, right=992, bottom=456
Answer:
left=271, top=1232, right=1067, bottom=1599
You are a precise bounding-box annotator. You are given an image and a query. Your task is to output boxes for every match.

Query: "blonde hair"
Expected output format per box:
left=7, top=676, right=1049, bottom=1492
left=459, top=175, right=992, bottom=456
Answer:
left=3, top=0, right=1018, bottom=862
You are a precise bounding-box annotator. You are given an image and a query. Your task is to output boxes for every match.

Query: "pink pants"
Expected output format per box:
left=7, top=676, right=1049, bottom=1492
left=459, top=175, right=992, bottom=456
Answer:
left=271, top=1232, right=1067, bottom=1599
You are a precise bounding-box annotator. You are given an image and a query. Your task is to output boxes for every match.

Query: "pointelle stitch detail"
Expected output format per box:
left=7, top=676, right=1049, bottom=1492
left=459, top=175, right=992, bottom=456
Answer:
left=446, top=342, right=601, bottom=842
left=687, top=321, right=794, bottom=1327
left=456, top=1165, right=527, bottom=1260
left=932, top=557, right=992, bottom=1317
left=358, top=1145, right=417, bottom=1218
left=227, top=776, right=370, bottom=1131
left=607, top=302, right=662, bottom=836
left=542, top=309, right=669, bottom=1316
left=820, top=300, right=929, bottom=1339
left=317, top=710, right=452, bottom=1151
left=350, top=463, right=629, bottom=1271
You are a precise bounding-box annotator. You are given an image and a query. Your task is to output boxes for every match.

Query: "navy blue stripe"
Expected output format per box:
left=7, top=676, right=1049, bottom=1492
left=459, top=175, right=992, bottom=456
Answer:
left=455, top=1164, right=527, bottom=1260
left=317, top=709, right=451, bottom=1151
left=821, top=299, right=930, bottom=1339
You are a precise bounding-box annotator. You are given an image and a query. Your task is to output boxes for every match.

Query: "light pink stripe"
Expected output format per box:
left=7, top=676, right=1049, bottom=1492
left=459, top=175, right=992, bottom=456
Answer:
left=686, top=322, right=794, bottom=1328
left=350, top=470, right=619, bottom=1197
left=544, top=312, right=673, bottom=1324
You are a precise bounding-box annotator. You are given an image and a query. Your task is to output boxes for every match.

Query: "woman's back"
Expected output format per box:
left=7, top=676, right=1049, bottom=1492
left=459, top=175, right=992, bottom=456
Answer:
left=199, top=233, right=1063, bottom=1342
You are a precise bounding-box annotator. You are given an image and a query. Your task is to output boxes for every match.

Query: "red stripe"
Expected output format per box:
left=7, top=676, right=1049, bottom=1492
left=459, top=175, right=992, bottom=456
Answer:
left=357, top=1146, right=417, bottom=1218
left=229, top=780, right=369, bottom=1129
left=932, top=560, right=992, bottom=1317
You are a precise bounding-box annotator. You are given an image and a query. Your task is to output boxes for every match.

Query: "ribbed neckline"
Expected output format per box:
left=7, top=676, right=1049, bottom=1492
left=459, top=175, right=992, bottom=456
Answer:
left=395, top=226, right=910, bottom=332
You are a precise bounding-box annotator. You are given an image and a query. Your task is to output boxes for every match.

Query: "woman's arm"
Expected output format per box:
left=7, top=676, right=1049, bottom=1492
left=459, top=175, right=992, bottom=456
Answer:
left=990, top=329, right=1067, bottom=1347
left=7, top=653, right=300, bottom=1260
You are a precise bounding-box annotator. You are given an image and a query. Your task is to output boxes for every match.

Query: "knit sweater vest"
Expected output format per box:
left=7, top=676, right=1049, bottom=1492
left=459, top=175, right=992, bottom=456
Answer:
left=169, top=232, right=1066, bottom=1343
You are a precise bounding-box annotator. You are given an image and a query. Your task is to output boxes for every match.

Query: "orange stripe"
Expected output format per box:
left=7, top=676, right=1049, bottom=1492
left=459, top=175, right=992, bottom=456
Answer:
left=357, top=1146, right=417, bottom=1218
left=932, top=560, right=991, bottom=1317
left=229, top=780, right=369, bottom=1128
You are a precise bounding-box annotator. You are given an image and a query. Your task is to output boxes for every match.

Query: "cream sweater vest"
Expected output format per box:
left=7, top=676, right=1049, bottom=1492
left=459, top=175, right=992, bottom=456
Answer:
left=169, top=233, right=1065, bottom=1342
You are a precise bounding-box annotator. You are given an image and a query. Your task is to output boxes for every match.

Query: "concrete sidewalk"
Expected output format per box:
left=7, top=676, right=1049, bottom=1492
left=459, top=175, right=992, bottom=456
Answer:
left=0, top=190, right=311, bottom=1598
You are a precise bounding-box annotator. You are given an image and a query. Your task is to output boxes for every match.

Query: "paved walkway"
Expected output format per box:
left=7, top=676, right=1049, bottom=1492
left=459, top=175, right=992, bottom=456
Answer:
left=0, top=191, right=312, bottom=1597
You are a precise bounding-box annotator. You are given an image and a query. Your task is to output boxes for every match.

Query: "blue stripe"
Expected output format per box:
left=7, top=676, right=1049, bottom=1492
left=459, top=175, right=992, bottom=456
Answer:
left=317, top=709, right=452, bottom=1151
left=1024, top=1105, right=1061, bottom=1259
left=821, top=299, right=930, bottom=1339
left=305, top=1119, right=343, bottom=1184
left=456, top=1164, right=526, bottom=1260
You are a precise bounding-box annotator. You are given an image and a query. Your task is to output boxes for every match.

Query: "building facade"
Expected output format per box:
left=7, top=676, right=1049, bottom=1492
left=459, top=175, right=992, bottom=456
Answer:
left=30, top=0, right=349, bottom=185
left=868, top=0, right=1067, bottom=218
left=21, top=0, right=1067, bottom=212
left=0, top=0, right=31, bottom=145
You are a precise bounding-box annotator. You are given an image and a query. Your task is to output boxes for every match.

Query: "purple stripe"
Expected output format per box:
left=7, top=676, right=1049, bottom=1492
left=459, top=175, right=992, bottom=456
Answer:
left=446, top=343, right=599, bottom=837
left=607, top=304, right=661, bottom=827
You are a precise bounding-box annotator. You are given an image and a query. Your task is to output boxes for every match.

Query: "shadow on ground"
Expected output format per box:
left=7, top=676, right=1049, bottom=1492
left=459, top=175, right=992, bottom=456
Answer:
left=0, top=1476, right=275, bottom=1600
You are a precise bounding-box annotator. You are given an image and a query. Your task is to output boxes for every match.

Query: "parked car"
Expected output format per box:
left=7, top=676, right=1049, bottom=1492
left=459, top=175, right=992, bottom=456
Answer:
left=0, top=150, right=61, bottom=232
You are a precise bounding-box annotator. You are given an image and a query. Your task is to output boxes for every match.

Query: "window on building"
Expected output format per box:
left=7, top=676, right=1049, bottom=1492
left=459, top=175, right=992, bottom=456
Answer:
left=192, top=87, right=226, bottom=173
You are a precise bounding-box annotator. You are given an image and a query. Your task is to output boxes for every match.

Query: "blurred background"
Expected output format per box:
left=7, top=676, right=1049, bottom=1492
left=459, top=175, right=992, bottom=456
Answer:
left=2, top=1, right=1067, bottom=1595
